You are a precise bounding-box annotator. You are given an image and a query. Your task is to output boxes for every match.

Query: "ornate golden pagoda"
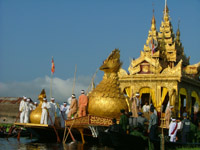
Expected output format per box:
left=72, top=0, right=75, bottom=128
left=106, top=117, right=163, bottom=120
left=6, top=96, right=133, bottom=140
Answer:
left=88, top=49, right=129, bottom=119
left=118, top=4, right=200, bottom=117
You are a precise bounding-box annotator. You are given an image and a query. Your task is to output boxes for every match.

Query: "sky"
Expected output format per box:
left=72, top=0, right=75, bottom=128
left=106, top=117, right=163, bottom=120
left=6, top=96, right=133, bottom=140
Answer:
left=0, top=0, right=200, bottom=103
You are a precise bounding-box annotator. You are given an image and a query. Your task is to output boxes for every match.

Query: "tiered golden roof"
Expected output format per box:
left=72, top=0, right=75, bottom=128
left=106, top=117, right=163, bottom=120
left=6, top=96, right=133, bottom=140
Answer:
left=119, top=4, right=200, bottom=116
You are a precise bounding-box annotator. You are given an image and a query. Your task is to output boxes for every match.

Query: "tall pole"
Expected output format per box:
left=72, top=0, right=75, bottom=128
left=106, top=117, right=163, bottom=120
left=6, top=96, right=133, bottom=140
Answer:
left=165, top=0, right=167, bottom=16
left=50, top=72, right=53, bottom=99
left=50, top=56, right=55, bottom=99
left=72, top=64, right=77, bottom=94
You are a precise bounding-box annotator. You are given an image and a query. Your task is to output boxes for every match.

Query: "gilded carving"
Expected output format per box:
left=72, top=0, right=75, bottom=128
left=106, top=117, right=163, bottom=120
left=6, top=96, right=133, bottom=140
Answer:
left=88, top=49, right=128, bottom=119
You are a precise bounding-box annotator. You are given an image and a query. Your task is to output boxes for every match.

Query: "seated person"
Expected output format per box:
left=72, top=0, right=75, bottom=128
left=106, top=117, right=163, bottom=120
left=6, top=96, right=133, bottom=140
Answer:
left=108, top=118, right=122, bottom=133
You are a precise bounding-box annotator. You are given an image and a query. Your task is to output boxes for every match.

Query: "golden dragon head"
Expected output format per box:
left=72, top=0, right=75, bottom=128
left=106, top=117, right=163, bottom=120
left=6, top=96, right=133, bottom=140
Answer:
left=99, top=49, right=122, bottom=73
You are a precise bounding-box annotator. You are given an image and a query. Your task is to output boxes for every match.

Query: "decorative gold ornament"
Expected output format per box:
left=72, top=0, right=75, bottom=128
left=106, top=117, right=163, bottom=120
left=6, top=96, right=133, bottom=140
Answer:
left=88, top=49, right=128, bottom=119
left=29, top=89, right=46, bottom=124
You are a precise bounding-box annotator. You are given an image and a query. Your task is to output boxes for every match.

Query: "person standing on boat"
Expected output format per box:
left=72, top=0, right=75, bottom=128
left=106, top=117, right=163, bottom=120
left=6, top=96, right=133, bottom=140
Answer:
left=32, top=102, right=38, bottom=110
left=119, top=109, right=128, bottom=133
left=142, top=102, right=150, bottom=119
left=180, top=112, right=191, bottom=143
left=48, top=97, right=57, bottom=125
left=137, top=112, right=148, bottom=132
left=19, top=96, right=27, bottom=123
left=60, top=102, right=70, bottom=128
left=24, top=98, right=31, bottom=123
left=169, top=118, right=178, bottom=142
left=40, top=98, right=50, bottom=124
left=131, top=93, right=139, bottom=127
left=148, top=106, right=158, bottom=140
left=67, top=94, right=78, bottom=119
left=78, top=90, right=88, bottom=117
left=165, top=105, right=174, bottom=128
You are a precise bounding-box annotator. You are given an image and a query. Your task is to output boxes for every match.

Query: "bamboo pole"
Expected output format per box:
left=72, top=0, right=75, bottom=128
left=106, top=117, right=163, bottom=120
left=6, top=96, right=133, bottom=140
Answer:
left=50, top=73, right=53, bottom=99
left=72, top=64, right=77, bottom=94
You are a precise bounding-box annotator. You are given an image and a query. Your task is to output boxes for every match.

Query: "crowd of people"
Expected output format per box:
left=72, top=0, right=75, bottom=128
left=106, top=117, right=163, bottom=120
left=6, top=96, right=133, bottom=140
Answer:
left=19, top=90, right=88, bottom=128
left=108, top=92, right=200, bottom=144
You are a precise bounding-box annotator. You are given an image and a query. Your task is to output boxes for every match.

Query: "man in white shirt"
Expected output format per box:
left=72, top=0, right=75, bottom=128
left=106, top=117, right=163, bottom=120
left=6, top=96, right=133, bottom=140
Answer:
left=48, top=97, right=57, bottom=125
left=169, top=118, right=178, bottom=142
left=24, top=98, right=31, bottom=123
left=60, top=102, right=70, bottom=128
left=142, top=102, right=150, bottom=113
left=19, top=96, right=27, bottom=123
left=40, top=98, right=51, bottom=124
left=32, top=102, right=38, bottom=110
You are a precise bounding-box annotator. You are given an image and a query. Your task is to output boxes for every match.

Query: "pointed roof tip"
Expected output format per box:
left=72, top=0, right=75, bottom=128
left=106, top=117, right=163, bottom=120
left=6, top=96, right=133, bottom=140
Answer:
left=164, top=4, right=169, bottom=14
left=151, top=14, right=156, bottom=24
left=176, top=19, right=181, bottom=36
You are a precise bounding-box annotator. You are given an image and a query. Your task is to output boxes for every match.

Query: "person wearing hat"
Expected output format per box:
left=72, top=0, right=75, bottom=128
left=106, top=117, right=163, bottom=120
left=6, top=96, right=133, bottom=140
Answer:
left=32, top=102, right=38, bottom=110
left=78, top=90, right=88, bottom=117
left=24, top=98, right=31, bottom=123
left=180, top=112, right=191, bottom=143
left=48, top=97, right=57, bottom=125
left=119, top=109, right=128, bottom=133
left=137, top=112, right=148, bottom=132
left=19, top=96, right=27, bottom=123
left=131, top=93, right=139, bottom=125
left=148, top=106, right=158, bottom=140
left=169, top=118, right=178, bottom=142
left=40, top=98, right=51, bottom=124
left=60, top=102, right=70, bottom=128
left=67, top=94, right=78, bottom=119
left=165, top=105, right=174, bottom=129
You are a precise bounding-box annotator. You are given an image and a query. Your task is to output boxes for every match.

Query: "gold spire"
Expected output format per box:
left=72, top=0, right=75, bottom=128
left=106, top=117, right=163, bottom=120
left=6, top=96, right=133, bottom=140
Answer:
left=176, top=19, right=180, bottom=38
left=151, top=9, right=156, bottom=31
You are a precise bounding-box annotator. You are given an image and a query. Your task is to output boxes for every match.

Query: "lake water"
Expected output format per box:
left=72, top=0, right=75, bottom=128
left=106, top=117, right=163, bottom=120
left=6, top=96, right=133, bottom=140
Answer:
left=0, top=137, right=115, bottom=150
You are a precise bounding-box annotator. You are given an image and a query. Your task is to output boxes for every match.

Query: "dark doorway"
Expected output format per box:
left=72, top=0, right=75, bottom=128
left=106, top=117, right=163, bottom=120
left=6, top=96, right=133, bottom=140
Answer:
left=141, top=93, right=150, bottom=107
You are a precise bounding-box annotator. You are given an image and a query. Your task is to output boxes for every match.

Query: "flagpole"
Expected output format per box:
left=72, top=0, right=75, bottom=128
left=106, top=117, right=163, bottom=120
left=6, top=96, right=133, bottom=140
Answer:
left=165, top=0, right=167, bottom=16
left=50, top=56, right=55, bottom=99
left=72, top=64, right=77, bottom=94
left=50, top=72, right=53, bottom=99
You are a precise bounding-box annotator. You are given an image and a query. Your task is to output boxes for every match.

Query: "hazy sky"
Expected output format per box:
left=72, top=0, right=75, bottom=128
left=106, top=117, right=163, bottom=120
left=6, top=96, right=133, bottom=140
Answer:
left=0, top=0, right=199, bottom=102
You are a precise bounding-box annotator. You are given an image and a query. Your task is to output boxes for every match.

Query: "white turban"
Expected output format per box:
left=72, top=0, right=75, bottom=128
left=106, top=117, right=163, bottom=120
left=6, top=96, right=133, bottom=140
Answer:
left=51, top=97, right=55, bottom=101
left=27, top=98, right=30, bottom=102
left=34, top=102, right=38, bottom=104
left=81, top=90, right=85, bottom=94
left=43, top=98, right=47, bottom=101
left=172, top=118, right=176, bottom=122
left=23, top=96, right=27, bottom=99
left=135, top=93, right=140, bottom=96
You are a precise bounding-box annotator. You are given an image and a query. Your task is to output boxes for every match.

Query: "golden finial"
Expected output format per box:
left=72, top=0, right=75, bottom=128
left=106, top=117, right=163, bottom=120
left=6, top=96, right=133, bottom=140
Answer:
left=151, top=6, right=156, bottom=31
left=176, top=18, right=181, bottom=42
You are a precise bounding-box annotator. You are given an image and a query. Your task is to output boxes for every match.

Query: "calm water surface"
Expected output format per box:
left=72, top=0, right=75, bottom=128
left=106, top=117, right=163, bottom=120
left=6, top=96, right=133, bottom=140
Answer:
left=0, top=137, right=115, bottom=150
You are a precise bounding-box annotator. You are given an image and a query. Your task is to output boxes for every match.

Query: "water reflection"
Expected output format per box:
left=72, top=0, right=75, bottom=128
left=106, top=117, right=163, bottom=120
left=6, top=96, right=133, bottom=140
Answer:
left=0, top=137, right=114, bottom=150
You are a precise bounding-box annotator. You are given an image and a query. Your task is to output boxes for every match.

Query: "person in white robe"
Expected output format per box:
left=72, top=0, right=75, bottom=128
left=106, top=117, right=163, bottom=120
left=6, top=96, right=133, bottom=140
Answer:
left=48, top=97, right=57, bottom=125
left=32, top=102, right=38, bottom=110
left=40, top=98, right=51, bottom=124
left=19, top=96, right=27, bottom=123
left=24, top=98, right=31, bottom=123
left=60, top=102, right=70, bottom=128
left=169, top=118, right=178, bottom=142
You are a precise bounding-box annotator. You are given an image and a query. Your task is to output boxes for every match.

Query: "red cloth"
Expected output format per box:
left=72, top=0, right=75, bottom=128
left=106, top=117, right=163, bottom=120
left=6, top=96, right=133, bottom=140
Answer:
left=78, top=94, right=88, bottom=117
left=51, top=58, right=55, bottom=74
